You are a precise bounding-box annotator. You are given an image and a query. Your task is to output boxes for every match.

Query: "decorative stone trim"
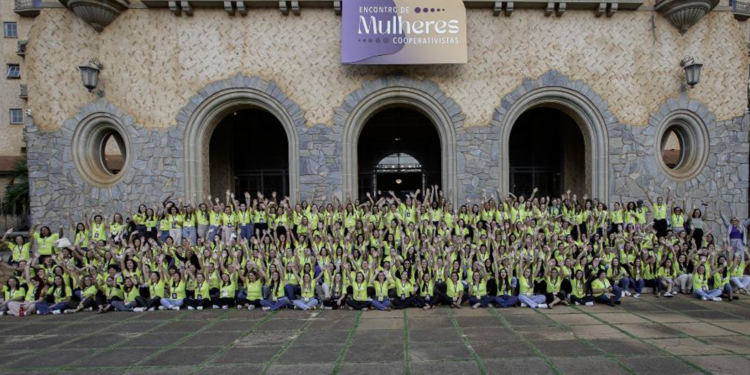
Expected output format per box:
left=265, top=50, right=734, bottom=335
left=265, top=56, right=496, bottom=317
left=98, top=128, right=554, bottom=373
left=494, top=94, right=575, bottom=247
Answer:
left=71, top=112, right=132, bottom=187
left=334, top=76, right=461, bottom=205
left=655, top=0, right=719, bottom=35
left=653, top=107, right=710, bottom=181
left=25, top=99, right=183, bottom=227
left=178, top=73, right=305, bottom=203
left=488, top=70, right=613, bottom=202
left=60, top=0, right=130, bottom=32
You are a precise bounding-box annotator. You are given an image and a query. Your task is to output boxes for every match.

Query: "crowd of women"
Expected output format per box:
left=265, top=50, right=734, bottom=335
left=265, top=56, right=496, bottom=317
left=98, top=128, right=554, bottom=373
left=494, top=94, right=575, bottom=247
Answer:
left=1, top=186, right=750, bottom=317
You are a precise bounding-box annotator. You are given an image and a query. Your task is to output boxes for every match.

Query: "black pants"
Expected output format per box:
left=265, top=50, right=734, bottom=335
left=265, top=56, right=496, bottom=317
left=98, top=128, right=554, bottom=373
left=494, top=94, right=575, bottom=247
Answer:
left=136, top=296, right=161, bottom=309
left=346, top=298, right=371, bottom=310
left=545, top=292, right=566, bottom=304
left=392, top=295, right=417, bottom=309
left=693, top=228, right=704, bottom=249
left=212, top=297, right=235, bottom=307
left=654, top=219, right=668, bottom=238
left=570, top=295, right=594, bottom=305
left=183, top=297, right=212, bottom=309
left=324, top=295, right=345, bottom=309
left=646, top=278, right=663, bottom=293
left=236, top=298, right=262, bottom=307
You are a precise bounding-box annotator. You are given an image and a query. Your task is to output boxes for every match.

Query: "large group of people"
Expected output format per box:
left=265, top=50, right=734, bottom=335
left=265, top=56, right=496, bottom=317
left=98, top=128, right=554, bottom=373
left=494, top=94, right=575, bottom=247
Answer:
left=1, top=186, right=749, bottom=317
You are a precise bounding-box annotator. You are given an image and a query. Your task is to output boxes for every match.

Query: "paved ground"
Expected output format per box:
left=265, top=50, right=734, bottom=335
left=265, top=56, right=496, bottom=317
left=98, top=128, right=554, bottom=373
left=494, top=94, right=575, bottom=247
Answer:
left=2, top=295, right=750, bottom=374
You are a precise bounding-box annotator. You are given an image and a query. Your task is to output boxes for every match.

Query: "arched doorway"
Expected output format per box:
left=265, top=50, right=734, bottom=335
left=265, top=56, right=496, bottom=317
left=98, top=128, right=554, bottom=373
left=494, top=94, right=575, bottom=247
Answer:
left=357, top=107, right=441, bottom=201
left=509, top=107, right=585, bottom=197
left=208, top=109, right=289, bottom=198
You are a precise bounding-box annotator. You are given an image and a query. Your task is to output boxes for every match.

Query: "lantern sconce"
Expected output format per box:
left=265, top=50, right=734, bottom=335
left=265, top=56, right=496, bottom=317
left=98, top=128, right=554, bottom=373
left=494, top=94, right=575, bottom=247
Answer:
left=78, top=59, right=104, bottom=97
left=680, top=56, right=703, bottom=92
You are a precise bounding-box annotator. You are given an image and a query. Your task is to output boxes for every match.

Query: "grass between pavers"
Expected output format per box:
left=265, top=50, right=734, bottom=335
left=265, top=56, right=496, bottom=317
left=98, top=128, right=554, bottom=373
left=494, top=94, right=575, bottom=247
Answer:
left=260, top=311, right=317, bottom=375
left=447, top=308, right=488, bottom=375
left=531, top=307, right=636, bottom=374
left=489, top=308, right=562, bottom=374
left=193, top=311, right=276, bottom=370
left=403, top=309, right=411, bottom=375
left=571, top=303, right=712, bottom=375
left=331, top=310, right=362, bottom=375
left=1, top=309, right=146, bottom=371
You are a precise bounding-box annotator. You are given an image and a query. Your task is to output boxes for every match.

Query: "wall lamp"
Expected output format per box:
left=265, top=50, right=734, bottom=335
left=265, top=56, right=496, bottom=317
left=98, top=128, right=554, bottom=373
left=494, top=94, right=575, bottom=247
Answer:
left=79, top=58, right=104, bottom=97
left=680, top=56, right=703, bottom=92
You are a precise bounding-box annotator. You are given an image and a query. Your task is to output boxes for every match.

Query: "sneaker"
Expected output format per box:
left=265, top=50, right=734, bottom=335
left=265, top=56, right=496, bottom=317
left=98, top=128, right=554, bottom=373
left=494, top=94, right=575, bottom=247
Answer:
left=623, top=291, right=632, bottom=297
left=262, top=307, right=270, bottom=311
left=633, top=294, right=640, bottom=299
left=64, top=309, right=76, bottom=314
left=172, top=306, right=180, bottom=311
left=712, top=297, right=722, bottom=302
left=148, top=307, right=155, bottom=312
left=537, top=304, right=548, bottom=309
left=158, top=306, right=166, bottom=311
left=248, top=305, right=255, bottom=310
left=187, top=306, right=195, bottom=310
left=88, top=307, right=93, bottom=312
left=656, top=293, right=661, bottom=298
left=701, top=296, right=708, bottom=301
left=585, top=302, right=594, bottom=306
left=664, top=292, right=672, bottom=297
left=237, top=305, right=243, bottom=309
left=0, top=312, right=5, bottom=316
left=520, top=303, right=527, bottom=308
left=222, top=305, right=228, bottom=310
left=574, top=301, right=580, bottom=306
left=197, top=306, right=203, bottom=311
left=212, top=305, right=219, bottom=309
left=324, top=306, right=333, bottom=310
left=52, top=310, right=61, bottom=315
left=133, top=307, right=144, bottom=312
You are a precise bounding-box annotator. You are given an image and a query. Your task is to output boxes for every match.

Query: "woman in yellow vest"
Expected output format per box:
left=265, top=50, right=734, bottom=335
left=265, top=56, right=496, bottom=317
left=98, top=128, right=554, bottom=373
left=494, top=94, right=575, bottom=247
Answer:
left=261, top=270, right=290, bottom=311
left=712, top=255, right=736, bottom=301
left=371, top=269, right=393, bottom=311
left=692, top=261, right=722, bottom=301
left=292, top=272, right=323, bottom=310
left=543, top=262, right=568, bottom=309
left=592, top=269, right=622, bottom=306
left=36, top=274, right=74, bottom=315
left=134, top=261, right=166, bottom=312
left=2, top=228, right=31, bottom=264
left=0, top=277, right=26, bottom=315
left=345, top=266, right=372, bottom=311
left=183, top=270, right=212, bottom=310
left=110, top=276, right=140, bottom=312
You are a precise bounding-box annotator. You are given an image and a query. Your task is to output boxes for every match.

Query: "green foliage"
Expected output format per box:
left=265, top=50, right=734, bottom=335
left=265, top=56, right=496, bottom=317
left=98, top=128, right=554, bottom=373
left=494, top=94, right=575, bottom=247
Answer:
left=1, top=158, right=29, bottom=215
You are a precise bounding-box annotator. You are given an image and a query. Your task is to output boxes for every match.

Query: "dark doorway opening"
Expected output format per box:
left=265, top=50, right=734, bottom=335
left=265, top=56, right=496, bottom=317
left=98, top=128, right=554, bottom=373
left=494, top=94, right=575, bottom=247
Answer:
left=509, top=107, right=585, bottom=198
left=357, top=107, right=441, bottom=201
left=209, top=109, right=289, bottom=199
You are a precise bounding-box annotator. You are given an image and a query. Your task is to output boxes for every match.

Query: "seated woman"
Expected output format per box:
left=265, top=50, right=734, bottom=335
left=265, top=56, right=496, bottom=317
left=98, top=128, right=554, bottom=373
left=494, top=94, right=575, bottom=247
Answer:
left=569, top=269, right=594, bottom=306
left=111, top=277, right=141, bottom=312
left=544, top=262, right=568, bottom=309
left=730, top=250, right=750, bottom=294
left=493, top=255, right=518, bottom=308
left=71, top=274, right=102, bottom=313
left=292, top=272, right=322, bottom=310
left=692, top=260, right=722, bottom=302
left=371, top=269, right=393, bottom=311
left=322, top=272, right=346, bottom=310
left=467, top=262, right=492, bottom=309
left=346, top=267, right=372, bottom=311
left=712, top=255, right=736, bottom=301
left=591, top=270, right=621, bottom=307
left=161, top=269, right=187, bottom=311
left=36, top=275, right=76, bottom=315
left=237, top=263, right=266, bottom=310
left=261, top=269, right=290, bottom=311
left=517, top=257, right=548, bottom=309
left=445, top=271, right=464, bottom=309
left=134, top=259, right=166, bottom=312
left=0, top=277, right=26, bottom=315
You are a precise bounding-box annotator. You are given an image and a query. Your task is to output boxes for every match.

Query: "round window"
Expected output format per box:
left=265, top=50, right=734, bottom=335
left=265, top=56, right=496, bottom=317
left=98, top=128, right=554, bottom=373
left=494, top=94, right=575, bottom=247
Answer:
left=661, top=126, right=685, bottom=170
left=655, top=111, right=709, bottom=181
left=72, top=114, right=131, bottom=187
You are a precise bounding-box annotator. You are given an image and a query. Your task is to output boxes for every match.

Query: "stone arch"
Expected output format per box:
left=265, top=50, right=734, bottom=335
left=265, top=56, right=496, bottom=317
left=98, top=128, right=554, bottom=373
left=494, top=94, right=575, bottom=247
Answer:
left=179, top=74, right=305, bottom=202
left=336, top=76, right=462, bottom=204
left=492, top=71, right=614, bottom=202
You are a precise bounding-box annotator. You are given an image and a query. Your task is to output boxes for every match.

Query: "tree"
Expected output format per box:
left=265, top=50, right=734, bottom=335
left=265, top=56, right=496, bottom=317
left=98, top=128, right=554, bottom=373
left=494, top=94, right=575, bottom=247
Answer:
left=1, top=158, right=29, bottom=215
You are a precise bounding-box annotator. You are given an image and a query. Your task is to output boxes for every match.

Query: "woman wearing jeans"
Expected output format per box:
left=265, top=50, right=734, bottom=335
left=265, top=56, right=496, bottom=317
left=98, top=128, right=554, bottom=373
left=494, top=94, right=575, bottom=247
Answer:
left=592, top=270, right=621, bottom=307
left=36, top=275, right=76, bottom=315
left=693, top=261, right=722, bottom=301
left=371, top=270, right=393, bottom=311
left=517, top=259, right=548, bottom=309
left=292, top=273, right=320, bottom=310
left=261, top=271, right=289, bottom=311
left=161, top=270, right=186, bottom=311
left=110, top=277, right=141, bottom=312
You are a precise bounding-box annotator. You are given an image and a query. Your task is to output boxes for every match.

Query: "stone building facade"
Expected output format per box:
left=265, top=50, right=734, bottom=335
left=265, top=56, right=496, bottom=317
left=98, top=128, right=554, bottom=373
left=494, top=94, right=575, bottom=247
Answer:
left=12, top=0, right=750, bottom=235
